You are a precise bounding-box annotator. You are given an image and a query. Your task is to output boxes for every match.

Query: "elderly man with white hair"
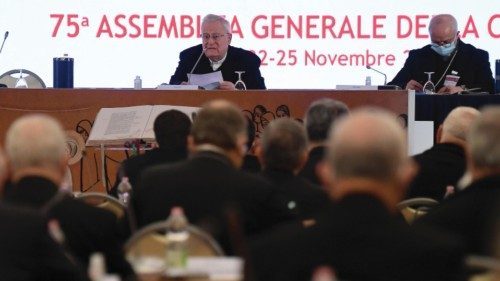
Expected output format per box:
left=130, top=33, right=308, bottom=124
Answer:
left=389, top=14, right=494, bottom=94
left=169, top=14, right=266, bottom=90
left=250, top=108, right=465, bottom=281
left=4, top=114, right=136, bottom=281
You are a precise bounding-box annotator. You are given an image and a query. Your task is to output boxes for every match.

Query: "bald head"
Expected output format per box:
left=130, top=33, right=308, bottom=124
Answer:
left=5, top=114, right=67, bottom=171
left=327, top=108, right=407, bottom=182
left=441, top=106, right=480, bottom=143
left=429, top=14, right=458, bottom=44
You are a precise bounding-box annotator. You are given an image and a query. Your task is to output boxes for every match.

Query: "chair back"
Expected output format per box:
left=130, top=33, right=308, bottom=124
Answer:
left=397, top=197, right=439, bottom=224
left=0, top=69, right=46, bottom=88
left=74, top=192, right=126, bottom=218
left=125, top=221, right=225, bottom=263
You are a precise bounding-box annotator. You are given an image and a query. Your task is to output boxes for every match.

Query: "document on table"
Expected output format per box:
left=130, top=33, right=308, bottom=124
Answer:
left=187, top=71, right=223, bottom=89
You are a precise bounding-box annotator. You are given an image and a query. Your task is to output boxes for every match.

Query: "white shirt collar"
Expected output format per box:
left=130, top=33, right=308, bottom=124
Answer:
left=209, top=52, right=228, bottom=71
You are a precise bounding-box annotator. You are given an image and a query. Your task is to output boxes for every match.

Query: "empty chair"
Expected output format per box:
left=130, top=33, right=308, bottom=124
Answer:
left=0, top=69, right=46, bottom=88
left=397, top=197, right=439, bottom=224
left=74, top=192, right=126, bottom=218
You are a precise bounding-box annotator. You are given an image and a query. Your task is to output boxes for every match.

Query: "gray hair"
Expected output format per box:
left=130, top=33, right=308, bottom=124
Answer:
left=327, top=108, right=406, bottom=181
left=442, top=106, right=480, bottom=141
left=5, top=114, right=67, bottom=171
left=468, top=106, right=500, bottom=169
left=429, top=14, right=458, bottom=34
left=305, top=98, right=349, bottom=142
left=261, top=118, right=308, bottom=171
left=202, top=14, right=231, bottom=33
left=191, top=100, right=247, bottom=150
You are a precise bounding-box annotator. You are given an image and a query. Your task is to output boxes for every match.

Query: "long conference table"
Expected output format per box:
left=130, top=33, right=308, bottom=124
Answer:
left=2, top=88, right=500, bottom=193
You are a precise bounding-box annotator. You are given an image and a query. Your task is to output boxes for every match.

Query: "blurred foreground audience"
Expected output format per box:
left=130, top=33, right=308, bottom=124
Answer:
left=416, top=106, right=500, bottom=258
left=4, top=114, right=136, bottom=281
left=130, top=100, right=290, bottom=254
left=250, top=108, right=465, bottom=281
left=0, top=147, right=89, bottom=280
left=299, top=98, right=349, bottom=186
left=257, top=118, right=329, bottom=221
left=408, top=106, right=480, bottom=201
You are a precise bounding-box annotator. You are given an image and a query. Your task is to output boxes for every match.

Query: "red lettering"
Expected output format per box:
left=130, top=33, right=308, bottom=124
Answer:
left=113, top=14, right=127, bottom=38
left=306, top=15, right=319, bottom=39
left=462, top=15, right=479, bottom=38
left=271, top=15, right=285, bottom=39
left=322, top=15, right=336, bottom=38
left=415, top=15, right=429, bottom=38
left=129, top=15, right=141, bottom=38
left=488, top=14, right=500, bottom=38
left=252, top=15, right=268, bottom=39
left=357, top=16, right=370, bottom=39
left=143, top=15, right=156, bottom=38
left=158, top=16, right=178, bottom=38
left=338, top=16, right=354, bottom=38
left=288, top=16, right=302, bottom=39
left=397, top=15, right=412, bottom=38
left=96, top=15, right=113, bottom=38
left=230, top=17, right=243, bottom=38
left=373, top=15, right=386, bottom=39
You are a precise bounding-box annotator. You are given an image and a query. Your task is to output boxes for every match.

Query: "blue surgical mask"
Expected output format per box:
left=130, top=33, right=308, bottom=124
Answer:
left=431, top=41, right=457, bottom=57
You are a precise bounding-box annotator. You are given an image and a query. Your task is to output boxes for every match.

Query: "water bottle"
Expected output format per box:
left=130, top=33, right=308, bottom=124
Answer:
left=165, top=207, right=189, bottom=276
left=365, top=76, right=372, bottom=86
left=134, top=75, right=142, bottom=90
left=117, top=177, right=132, bottom=205
left=88, top=252, right=106, bottom=281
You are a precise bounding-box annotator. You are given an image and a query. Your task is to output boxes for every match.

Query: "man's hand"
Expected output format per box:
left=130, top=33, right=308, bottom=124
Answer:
left=218, top=81, right=236, bottom=90
left=405, top=80, right=423, bottom=91
left=437, top=86, right=463, bottom=94
left=180, top=81, right=189, bottom=85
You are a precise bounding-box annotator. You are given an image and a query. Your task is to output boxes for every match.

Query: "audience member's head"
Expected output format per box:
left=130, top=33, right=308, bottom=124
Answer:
left=246, top=116, right=257, bottom=152
left=438, top=106, right=480, bottom=145
left=305, top=98, right=349, bottom=145
left=5, top=114, right=67, bottom=184
left=154, top=109, right=192, bottom=152
left=190, top=100, right=247, bottom=167
left=260, top=118, right=308, bottom=173
left=467, top=106, right=500, bottom=180
left=323, top=108, right=415, bottom=210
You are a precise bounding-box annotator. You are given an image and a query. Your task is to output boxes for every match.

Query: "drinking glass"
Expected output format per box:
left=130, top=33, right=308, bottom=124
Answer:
left=423, top=72, right=435, bottom=94
left=14, top=69, right=28, bottom=88
left=234, top=71, right=247, bottom=90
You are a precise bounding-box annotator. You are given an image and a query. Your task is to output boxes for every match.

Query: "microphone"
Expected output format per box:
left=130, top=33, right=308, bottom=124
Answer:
left=188, top=47, right=206, bottom=84
left=366, top=64, right=387, bottom=85
left=0, top=31, right=9, bottom=54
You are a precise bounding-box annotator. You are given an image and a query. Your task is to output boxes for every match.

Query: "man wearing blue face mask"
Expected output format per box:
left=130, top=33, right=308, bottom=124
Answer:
left=389, top=14, right=494, bottom=94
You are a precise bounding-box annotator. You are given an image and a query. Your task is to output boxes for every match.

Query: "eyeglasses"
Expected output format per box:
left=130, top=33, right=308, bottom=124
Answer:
left=201, top=33, right=228, bottom=41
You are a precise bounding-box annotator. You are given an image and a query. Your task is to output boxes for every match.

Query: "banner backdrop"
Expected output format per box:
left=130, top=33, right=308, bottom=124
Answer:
left=0, top=0, right=498, bottom=89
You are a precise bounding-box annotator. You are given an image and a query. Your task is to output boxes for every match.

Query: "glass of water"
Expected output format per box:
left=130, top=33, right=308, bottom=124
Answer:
left=423, top=72, right=435, bottom=94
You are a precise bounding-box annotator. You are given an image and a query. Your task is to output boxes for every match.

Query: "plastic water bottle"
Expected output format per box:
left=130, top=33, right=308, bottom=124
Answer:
left=134, top=75, right=142, bottom=90
left=165, top=206, right=189, bottom=276
left=365, top=76, right=372, bottom=86
left=117, top=177, right=132, bottom=204
left=88, top=252, right=106, bottom=281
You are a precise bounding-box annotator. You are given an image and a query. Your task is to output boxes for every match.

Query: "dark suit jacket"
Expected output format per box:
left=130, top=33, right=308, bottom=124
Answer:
left=131, top=151, right=290, bottom=254
left=110, top=147, right=187, bottom=196
left=260, top=169, right=330, bottom=220
left=389, top=40, right=494, bottom=94
left=0, top=202, right=88, bottom=281
left=407, top=143, right=466, bottom=201
left=299, top=146, right=326, bottom=186
left=250, top=194, right=465, bottom=281
left=416, top=174, right=500, bottom=256
left=5, top=176, right=136, bottom=280
left=169, top=44, right=266, bottom=89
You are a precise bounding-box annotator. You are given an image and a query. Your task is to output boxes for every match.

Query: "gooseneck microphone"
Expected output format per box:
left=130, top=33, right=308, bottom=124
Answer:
left=0, top=31, right=9, bottom=54
left=187, top=47, right=206, bottom=84
left=366, top=64, right=387, bottom=85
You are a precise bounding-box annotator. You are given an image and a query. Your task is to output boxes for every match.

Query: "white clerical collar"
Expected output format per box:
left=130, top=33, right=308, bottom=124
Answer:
left=209, top=52, right=228, bottom=71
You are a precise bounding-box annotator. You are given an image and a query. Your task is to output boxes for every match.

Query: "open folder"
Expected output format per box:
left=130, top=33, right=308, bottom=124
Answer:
left=86, top=105, right=199, bottom=146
